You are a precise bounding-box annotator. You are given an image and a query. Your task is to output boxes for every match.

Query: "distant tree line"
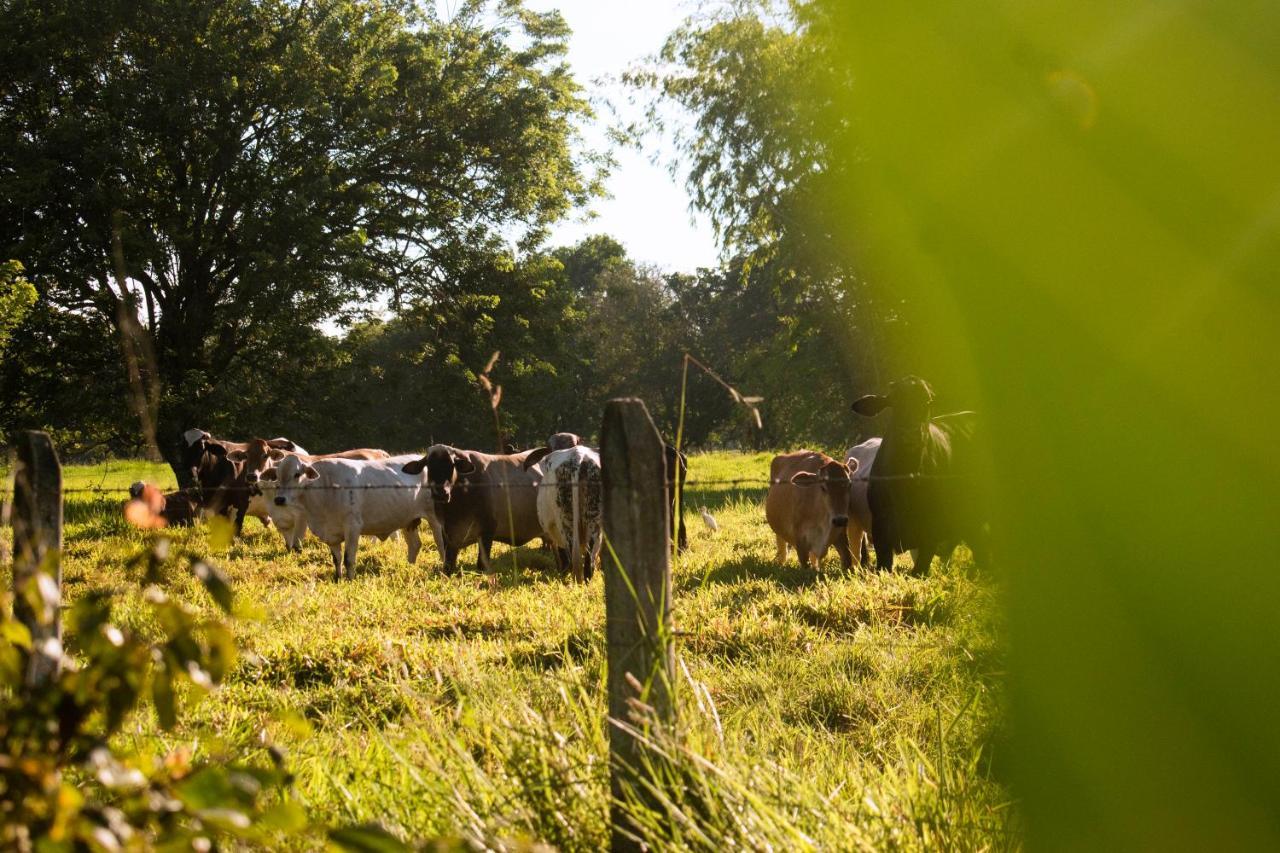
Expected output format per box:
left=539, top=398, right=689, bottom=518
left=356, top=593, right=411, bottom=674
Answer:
left=1, top=0, right=920, bottom=470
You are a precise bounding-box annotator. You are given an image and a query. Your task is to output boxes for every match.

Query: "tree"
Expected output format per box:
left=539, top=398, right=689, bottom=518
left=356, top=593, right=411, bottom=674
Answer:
left=0, top=0, right=600, bottom=479
left=625, top=1, right=906, bottom=413
left=0, top=260, right=35, bottom=361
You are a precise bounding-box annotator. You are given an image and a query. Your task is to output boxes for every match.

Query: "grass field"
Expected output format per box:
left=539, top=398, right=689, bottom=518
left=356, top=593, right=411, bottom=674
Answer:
left=5, top=452, right=1016, bottom=849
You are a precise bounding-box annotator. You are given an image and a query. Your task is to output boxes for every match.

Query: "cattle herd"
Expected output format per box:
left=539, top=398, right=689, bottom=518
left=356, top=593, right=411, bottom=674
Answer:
left=127, top=376, right=985, bottom=580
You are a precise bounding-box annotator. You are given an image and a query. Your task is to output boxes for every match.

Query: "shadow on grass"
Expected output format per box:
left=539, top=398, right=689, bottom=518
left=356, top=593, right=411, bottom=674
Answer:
left=682, top=485, right=767, bottom=514
left=63, top=497, right=133, bottom=540
left=680, top=553, right=832, bottom=593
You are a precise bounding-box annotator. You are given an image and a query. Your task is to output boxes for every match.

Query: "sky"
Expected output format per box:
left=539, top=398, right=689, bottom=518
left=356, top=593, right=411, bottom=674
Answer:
left=526, top=0, right=722, bottom=272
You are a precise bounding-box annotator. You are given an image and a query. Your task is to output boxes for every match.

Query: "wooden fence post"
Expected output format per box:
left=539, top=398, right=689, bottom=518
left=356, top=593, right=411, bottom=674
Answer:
left=601, top=399, right=676, bottom=851
left=11, top=430, right=63, bottom=686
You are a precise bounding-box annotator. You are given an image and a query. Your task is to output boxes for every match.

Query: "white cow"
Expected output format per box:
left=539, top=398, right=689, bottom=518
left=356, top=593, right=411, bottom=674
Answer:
left=532, top=445, right=603, bottom=582
left=845, top=437, right=882, bottom=568
left=258, top=454, right=441, bottom=580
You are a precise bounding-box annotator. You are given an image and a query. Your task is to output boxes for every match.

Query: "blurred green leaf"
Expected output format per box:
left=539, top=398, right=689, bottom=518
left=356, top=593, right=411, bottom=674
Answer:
left=329, top=824, right=411, bottom=853
left=191, top=559, right=234, bottom=614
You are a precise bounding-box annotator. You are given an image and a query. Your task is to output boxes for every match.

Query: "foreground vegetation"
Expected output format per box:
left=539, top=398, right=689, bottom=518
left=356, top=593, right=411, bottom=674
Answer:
left=5, top=452, right=1015, bottom=849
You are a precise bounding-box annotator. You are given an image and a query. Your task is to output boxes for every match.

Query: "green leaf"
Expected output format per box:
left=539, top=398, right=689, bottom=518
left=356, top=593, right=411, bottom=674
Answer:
left=2, top=620, right=32, bottom=650
left=152, top=665, right=177, bottom=730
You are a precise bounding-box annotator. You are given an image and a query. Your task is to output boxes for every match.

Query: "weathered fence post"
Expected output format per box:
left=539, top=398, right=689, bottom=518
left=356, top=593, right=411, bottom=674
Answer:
left=601, top=399, right=676, bottom=851
left=11, top=430, right=63, bottom=685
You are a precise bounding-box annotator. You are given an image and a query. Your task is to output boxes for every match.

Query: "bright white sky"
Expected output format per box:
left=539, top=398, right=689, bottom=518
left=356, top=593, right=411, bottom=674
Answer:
left=527, top=0, right=722, bottom=272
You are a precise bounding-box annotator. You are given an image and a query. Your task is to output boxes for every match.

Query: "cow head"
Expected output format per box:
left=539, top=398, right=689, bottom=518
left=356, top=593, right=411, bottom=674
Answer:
left=548, top=432, right=582, bottom=451
left=181, top=429, right=215, bottom=483
left=402, top=444, right=475, bottom=503
left=258, top=453, right=317, bottom=507
left=228, top=438, right=290, bottom=486
left=851, top=375, right=935, bottom=425
left=791, top=458, right=859, bottom=528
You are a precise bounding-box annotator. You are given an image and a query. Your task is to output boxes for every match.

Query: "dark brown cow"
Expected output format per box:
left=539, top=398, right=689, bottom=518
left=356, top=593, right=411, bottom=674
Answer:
left=181, top=429, right=299, bottom=534
left=402, top=444, right=546, bottom=575
left=850, top=376, right=984, bottom=573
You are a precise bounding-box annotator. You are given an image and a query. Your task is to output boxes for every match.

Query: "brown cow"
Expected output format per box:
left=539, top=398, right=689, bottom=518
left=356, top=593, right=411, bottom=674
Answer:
left=401, top=444, right=546, bottom=575
left=181, top=430, right=300, bottom=533
left=765, top=450, right=859, bottom=570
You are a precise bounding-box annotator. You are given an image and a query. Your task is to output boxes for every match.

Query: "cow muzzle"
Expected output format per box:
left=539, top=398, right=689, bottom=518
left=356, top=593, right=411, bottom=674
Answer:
left=432, top=486, right=451, bottom=503
left=831, top=516, right=849, bottom=528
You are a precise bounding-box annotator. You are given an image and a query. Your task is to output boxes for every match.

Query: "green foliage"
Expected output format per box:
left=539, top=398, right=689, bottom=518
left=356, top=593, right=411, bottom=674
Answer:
left=0, top=260, right=35, bottom=360
left=0, top=539, right=296, bottom=849
left=798, top=0, right=1278, bottom=847
left=0, top=0, right=600, bottom=466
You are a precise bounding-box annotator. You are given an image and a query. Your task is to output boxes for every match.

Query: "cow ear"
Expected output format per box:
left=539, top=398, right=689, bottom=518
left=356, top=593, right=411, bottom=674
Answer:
left=268, top=448, right=286, bottom=461
left=851, top=394, right=889, bottom=416
left=266, top=437, right=296, bottom=450
left=790, top=471, right=821, bottom=487
left=227, top=449, right=248, bottom=462
left=846, top=458, right=860, bottom=477
left=259, top=468, right=278, bottom=481
left=301, top=465, right=319, bottom=480
left=453, top=454, right=477, bottom=476
left=402, top=458, right=426, bottom=475
left=523, top=447, right=553, bottom=470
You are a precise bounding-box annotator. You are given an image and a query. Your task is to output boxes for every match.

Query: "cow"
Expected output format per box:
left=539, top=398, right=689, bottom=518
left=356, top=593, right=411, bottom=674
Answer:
left=181, top=430, right=303, bottom=534
left=257, top=453, right=438, bottom=580
left=843, top=437, right=882, bottom=568
left=226, top=438, right=390, bottom=551
left=544, top=433, right=686, bottom=550
left=400, top=444, right=546, bottom=576
left=765, top=450, right=859, bottom=569
left=850, top=376, right=983, bottom=573
left=125, top=482, right=200, bottom=528
left=523, top=445, right=602, bottom=582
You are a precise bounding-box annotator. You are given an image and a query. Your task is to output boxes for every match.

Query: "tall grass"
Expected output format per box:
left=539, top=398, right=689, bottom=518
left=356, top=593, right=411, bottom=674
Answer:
left=1, top=455, right=1015, bottom=849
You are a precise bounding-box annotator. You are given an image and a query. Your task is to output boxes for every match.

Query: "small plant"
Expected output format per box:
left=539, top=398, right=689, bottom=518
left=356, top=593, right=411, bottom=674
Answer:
left=0, top=537, right=301, bottom=849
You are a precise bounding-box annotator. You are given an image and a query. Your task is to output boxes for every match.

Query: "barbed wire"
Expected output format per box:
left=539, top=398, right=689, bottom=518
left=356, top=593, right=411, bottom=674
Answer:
left=0, top=472, right=969, bottom=499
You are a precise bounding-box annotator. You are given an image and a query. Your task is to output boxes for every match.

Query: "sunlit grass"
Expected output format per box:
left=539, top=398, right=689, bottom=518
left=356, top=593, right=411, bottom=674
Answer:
left=5, top=453, right=1014, bottom=849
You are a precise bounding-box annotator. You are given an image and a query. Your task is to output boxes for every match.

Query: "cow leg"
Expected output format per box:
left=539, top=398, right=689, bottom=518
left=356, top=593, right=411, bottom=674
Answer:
left=477, top=536, right=493, bottom=573
left=583, top=528, right=600, bottom=582
left=443, top=541, right=460, bottom=576
left=343, top=521, right=361, bottom=580
left=405, top=521, right=422, bottom=565
left=874, top=540, right=895, bottom=572
left=233, top=504, right=247, bottom=537
left=833, top=534, right=854, bottom=571
left=860, top=537, right=871, bottom=569
left=796, top=546, right=811, bottom=570
left=846, top=525, right=867, bottom=570
left=775, top=535, right=788, bottom=563
left=553, top=547, right=570, bottom=573
left=329, top=543, right=343, bottom=581
left=913, top=545, right=936, bottom=575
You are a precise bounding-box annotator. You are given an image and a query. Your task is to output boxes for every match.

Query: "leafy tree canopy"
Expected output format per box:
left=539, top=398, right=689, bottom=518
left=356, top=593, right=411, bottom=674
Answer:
left=0, top=0, right=601, bottom=472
